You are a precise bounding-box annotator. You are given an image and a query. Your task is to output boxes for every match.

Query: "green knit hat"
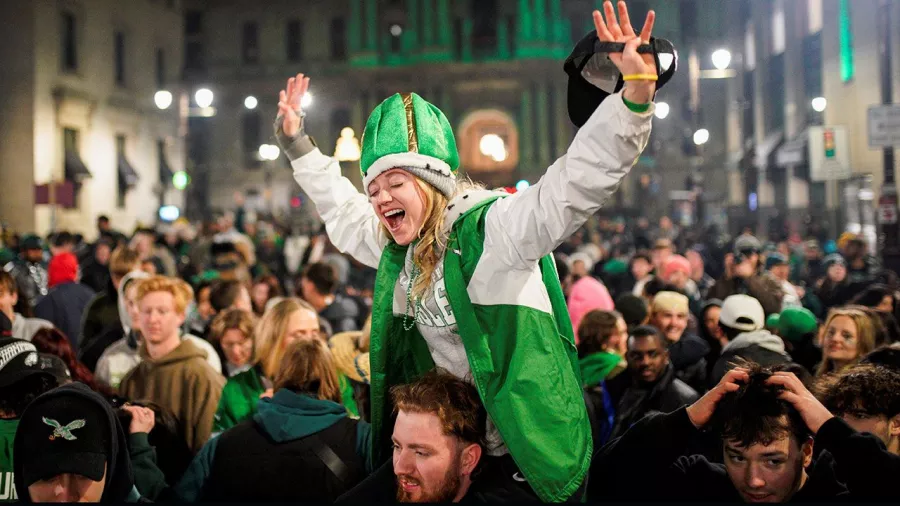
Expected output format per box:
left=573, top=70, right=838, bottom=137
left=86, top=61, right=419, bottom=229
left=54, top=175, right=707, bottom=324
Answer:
left=360, top=93, right=459, bottom=197
left=777, top=307, right=818, bottom=343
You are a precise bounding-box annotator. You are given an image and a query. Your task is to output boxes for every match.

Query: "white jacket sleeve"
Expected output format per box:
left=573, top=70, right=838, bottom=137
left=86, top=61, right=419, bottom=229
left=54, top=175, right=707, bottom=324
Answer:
left=290, top=148, right=388, bottom=269
left=484, top=92, right=652, bottom=269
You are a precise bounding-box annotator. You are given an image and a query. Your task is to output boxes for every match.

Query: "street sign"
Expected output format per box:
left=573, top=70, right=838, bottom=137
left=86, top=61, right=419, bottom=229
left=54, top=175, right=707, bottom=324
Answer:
left=867, top=104, right=900, bottom=147
left=879, top=192, right=899, bottom=225
left=809, top=126, right=851, bottom=181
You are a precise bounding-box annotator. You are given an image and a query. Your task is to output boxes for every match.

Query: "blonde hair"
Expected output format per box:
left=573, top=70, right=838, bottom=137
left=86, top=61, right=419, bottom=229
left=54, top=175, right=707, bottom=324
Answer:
left=209, top=308, right=257, bottom=344
left=380, top=177, right=484, bottom=300
left=272, top=339, right=342, bottom=404
left=109, top=246, right=141, bottom=279
left=254, top=297, right=318, bottom=378
left=817, top=307, right=877, bottom=377
left=134, top=276, right=193, bottom=315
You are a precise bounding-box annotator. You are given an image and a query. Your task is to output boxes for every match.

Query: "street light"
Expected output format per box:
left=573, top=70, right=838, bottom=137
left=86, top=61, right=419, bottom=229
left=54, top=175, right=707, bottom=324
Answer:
left=244, top=96, right=258, bottom=110
left=258, top=144, right=281, bottom=161
left=654, top=101, right=670, bottom=119
left=811, top=96, right=827, bottom=112
left=693, top=128, right=710, bottom=146
left=301, top=92, right=312, bottom=108
left=154, top=90, right=173, bottom=110
left=195, top=88, right=214, bottom=108
left=334, top=127, right=361, bottom=161
left=711, top=49, right=732, bottom=70
left=479, top=134, right=507, bottom=162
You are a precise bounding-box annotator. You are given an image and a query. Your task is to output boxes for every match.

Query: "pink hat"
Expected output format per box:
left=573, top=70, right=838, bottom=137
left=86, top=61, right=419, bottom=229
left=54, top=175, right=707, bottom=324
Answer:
left=661, top=255, right=691, bottom=282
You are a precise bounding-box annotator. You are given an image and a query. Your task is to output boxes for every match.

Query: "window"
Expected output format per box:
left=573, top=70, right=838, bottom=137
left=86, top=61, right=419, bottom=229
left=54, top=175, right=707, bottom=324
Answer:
left=155, top=48, right=165, bottom=88
left=331, top=108, right=351, bottom=152
left=389, top=24, right=402, bottom=53
left=61, top=11, right=78, bottom=72
left=287, top=20, right=303, bottom=62
left=839, top=0, right=854, bottom=82
left=802, top=32, right=823, bottom=99
left=185, top=41, right=204, bottom=70
left=743, top=69, right=755, bottom=140
left=765, top=53, right=785, bottom=132
left=116, top=135, right=127, bottom=208
left=679, top=0, right=698, bottom=40
left=242, top=22, right=259, bottom=64
left=471, top=0, right=498, bottom=56
left=64, top=128, right=79, bottom=156
left=242, top=112, right=261, bottom=154
left=453, top=18, right=463, bottom=59
left=158, top=140, right=172, bottom=189
left=114, top=31, right=126, bottom=86
left=330, top=18, right=347, bottom=60
left=185, top=10, right=202, bottom=35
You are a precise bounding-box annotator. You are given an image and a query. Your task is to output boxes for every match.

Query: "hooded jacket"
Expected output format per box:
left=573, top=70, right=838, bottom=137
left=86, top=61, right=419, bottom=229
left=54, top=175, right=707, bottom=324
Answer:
left=13, top=383, right=141, bottom=503
left=668, top=333, right=710, bottom=394
left=78, top=277, right=123, bottom=361
left=9, top=313, right=52, bottom=342
left=118, top=339, right=225, bottom=453
left=79, top=267, right=146, bottom=372
left=176, top=389, right=370, bottom=502
left=711, top=329, right=792, bottom=386
left=589, top=407, right=850, bottom=502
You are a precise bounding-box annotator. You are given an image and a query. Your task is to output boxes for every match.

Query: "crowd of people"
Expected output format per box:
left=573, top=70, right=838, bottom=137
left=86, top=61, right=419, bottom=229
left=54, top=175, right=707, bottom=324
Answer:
left=0, top=1, right=898, bottom=503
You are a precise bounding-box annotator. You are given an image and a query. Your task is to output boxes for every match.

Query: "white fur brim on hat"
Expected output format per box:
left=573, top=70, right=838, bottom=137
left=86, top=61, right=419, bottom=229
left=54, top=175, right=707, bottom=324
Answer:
left=363, top=152, right=456, bottom=197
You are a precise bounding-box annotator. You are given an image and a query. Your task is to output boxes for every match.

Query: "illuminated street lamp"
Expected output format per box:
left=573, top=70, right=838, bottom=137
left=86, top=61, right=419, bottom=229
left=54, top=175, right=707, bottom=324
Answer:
left=811, top=97, right=827, bottom=112
left=711, top=49, right=732, bottom=70
left=654, top=101, right=670, bottom=119
left=195, top=88, right=214, bottom=108
left=301, top=92, right=312, bottom=109
left=154, top=90, right=173, bottom=110
left=244, top=96, right=258, bottom=110
left=479, top=134, right=507, bottom=162
left=258, top=144, right=281, bottom=161
left=334, top=127, right=361, bottom=161
left=693, top=128, right=710, bottom=146
left=172, top=171, right=190, bottom=190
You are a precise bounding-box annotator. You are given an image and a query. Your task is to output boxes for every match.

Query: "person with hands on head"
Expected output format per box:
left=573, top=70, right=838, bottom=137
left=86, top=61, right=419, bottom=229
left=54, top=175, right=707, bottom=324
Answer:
left=275, top=1, right=659, bottom=501
left=590, top=362, right=855, bottom=503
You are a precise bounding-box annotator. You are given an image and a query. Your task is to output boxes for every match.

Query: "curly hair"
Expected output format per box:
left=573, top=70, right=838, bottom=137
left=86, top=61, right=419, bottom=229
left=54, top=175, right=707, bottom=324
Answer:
left=814, top=364, right=900, bottom=419
left=391, top=369, right=486, bottom=447
left=711, top=361, right=812, bottom=448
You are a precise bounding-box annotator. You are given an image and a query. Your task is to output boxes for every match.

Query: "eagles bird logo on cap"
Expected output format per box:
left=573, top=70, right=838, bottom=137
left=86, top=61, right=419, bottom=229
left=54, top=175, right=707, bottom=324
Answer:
left=43, top=417, right=86, bottom=441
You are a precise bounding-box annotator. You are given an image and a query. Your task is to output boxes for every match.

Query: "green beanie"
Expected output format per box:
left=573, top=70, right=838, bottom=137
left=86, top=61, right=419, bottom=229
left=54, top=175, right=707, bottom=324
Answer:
left=360, top=92, right=459, bottom=197
left=777, top=307, right=818, bottom=343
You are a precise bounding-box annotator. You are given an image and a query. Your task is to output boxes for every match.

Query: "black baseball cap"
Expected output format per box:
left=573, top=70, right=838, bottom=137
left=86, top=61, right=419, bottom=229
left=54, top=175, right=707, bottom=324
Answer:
left=0, top=337, right=55, bottom=389
left=17, top=388, right=111, bottom=485
left=564, top=30, right=677, bottom=127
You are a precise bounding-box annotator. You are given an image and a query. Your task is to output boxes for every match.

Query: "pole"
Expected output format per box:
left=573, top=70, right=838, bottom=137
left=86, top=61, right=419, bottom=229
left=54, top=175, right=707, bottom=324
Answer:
left=878, top=0, right=900, bottom=273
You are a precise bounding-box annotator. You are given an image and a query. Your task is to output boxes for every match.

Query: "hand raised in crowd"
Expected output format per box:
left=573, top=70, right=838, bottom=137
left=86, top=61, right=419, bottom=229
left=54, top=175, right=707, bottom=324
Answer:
left=277, top=73, right=311, bottom=138
left=593, top=1, right=657, bottom=104
left=123, top=405, right=156, bottom=435
left=767, top=371, right=835, bottom=434
left=733, top=258, right=755, bottom=279
left=686, top=367, right=750, bottom=429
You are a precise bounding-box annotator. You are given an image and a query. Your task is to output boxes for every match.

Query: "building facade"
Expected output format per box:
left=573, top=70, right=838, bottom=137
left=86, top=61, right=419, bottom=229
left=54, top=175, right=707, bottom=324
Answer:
left=0, top=0, right=187, bottom=239
left=722, top=0, right=899, bottom=240
left=181, top=0, right=728, bottom=225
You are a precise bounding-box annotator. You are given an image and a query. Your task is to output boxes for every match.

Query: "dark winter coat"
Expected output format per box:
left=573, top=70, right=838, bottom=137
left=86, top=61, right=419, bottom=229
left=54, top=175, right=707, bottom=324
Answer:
left=605, top=363, right=699, bottom=441
left=320, top=294, right=361, bottom=334
left=668, top=333, right=710, bottom=394
left=33, top=281, right=95, bottom=352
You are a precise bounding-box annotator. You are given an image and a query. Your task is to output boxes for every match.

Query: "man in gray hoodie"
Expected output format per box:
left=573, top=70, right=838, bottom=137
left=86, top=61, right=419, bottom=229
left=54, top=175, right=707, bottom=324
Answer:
left=710, top=294, right=793, bottom=386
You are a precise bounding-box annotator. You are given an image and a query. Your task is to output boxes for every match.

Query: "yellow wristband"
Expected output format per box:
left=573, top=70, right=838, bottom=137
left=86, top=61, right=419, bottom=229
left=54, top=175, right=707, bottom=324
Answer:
left=622, top=74, right=659, bottom=82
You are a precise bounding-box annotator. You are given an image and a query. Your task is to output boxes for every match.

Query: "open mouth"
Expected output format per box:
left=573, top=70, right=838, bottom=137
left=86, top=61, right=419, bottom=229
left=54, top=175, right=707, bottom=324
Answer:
left=383, top=208, right=406, bottom=231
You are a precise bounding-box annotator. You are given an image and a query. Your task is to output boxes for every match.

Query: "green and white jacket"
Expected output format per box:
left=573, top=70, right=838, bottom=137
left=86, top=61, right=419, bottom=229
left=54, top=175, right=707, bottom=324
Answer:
left=284, top=91, right=653, bottom=501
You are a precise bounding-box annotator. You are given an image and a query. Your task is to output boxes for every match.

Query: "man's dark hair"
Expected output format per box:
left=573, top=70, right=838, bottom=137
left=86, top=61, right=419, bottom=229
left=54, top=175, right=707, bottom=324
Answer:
left=718, top=322, right=745, bottom=342
left=851, top=284, right=894, bottom=309
left=711, top=362, right=812, bottom=448
left=614, top=294, right=649, bottom=328
left=0, top=374, right=58, bottom=417
left=628, top=325, right=667, bottom=350
left=862, top=343, right=900, bottom=371
left=209, top=279, right=246, bottom=312
left=97, top=215, right=110, bottom=224
left=815, top=364, right=900, bottom=420
left=302, top=262, right=338, bottom=296
left=630, top=251, right=652, bottom=266
left=50, top=231, right=74, bottom=247
left=643, top=277, right=668, bottom=298
left=391, top=369, right=486, bottom=447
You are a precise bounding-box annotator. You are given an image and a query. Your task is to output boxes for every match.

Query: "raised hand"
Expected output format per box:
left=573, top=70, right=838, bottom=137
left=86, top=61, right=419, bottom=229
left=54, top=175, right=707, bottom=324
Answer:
left=123, top=405, right=156, bottom=435
left=277, top=73, right=310, bottom=138
left=686, top=367, right=750, bottom=429
left=593, top=1, right=657, bottom=103
left=767, top=371, right=835, bottom=434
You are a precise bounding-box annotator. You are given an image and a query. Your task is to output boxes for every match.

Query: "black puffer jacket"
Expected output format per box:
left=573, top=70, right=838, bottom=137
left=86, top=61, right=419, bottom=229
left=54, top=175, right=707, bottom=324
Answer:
left=668, top=333, right=710, bottom=394
left=605, top=363, right=699, bottom=441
